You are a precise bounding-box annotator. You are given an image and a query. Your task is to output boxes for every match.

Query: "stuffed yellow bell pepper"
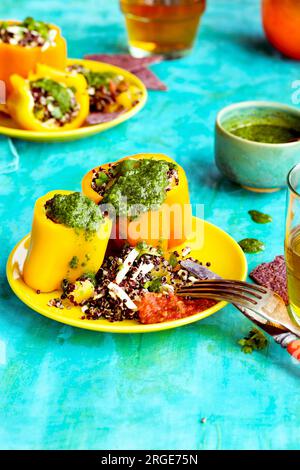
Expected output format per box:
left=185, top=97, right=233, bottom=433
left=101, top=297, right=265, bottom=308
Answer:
left=0, top=17, right=67, bottom=94
left=82, top=154, right=192, bottom=250
left=23, top=190, right=112, bottom=293
left=7, top=64, right=89, bottom=131
left=68, top=62, right=142, bottom=115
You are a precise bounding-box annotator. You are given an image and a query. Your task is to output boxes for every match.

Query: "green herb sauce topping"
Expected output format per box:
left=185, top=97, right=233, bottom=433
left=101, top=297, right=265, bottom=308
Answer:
left=238, top=238, right=265, bottom=254
left=101, top=159, right=177, bottom=218
left=45, top=192, right=103, bottom=233
left=230, top=124, right=300, bottom=144
left=69, top=256, right=79, bottom=269
left=248, top=210, right=272, bottom=224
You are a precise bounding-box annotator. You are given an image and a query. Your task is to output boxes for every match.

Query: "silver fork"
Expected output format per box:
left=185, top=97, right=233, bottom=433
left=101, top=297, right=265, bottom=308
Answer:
left=176, top=279, right=300, bottom=338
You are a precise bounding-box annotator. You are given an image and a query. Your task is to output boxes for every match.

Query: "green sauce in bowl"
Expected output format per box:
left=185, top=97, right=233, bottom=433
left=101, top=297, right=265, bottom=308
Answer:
left=223, top=109, right=300, bottom=144
left=231, top=124, right=300, bottom=144
left=215, top=101, right=300, bottom=192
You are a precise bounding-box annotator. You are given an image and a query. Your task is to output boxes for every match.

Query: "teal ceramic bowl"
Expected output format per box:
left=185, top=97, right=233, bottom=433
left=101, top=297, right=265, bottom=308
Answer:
left=215, top=101, right=300, bottom=192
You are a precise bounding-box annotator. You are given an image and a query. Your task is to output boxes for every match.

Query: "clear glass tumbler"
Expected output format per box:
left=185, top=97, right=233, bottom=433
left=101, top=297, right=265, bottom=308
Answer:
left=285, top=163, right=300, bottom=325
left=119, top=0, right=206, bottom=58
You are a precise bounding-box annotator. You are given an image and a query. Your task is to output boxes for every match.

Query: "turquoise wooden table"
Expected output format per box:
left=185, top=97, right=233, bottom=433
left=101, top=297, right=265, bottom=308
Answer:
left=1, top=0, right=300, bottom=450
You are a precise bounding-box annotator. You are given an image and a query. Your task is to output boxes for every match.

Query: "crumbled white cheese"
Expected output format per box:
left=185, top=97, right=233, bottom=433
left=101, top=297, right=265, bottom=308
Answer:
left=178, top=269, right=188, bottom=281
left=161, top=284, right=174, bottom=294
left=41, top=41, right=50, bottom=51
left=115, top=248, right=139, bottom=284
left=108, top=282, right=138, bottom=310
left=41, top=29, right=57, bottom=51
left=8, top=38, right=19, bottom=45
left=182, top=246, right=191, bottom=257
left=93, top=292, right=104, bottom=300
left=48, top=29, right=57, bottom=42
left=6, top=25, right=26, bottom=35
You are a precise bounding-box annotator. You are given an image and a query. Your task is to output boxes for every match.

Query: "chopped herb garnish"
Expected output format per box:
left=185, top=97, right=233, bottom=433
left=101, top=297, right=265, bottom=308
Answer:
left=22, top=17, right=50, bottom=40
left=136, top=241, right=161, bottom=258
left=95, top=172, right=109, bottom=187
left=169, top=252, right=178, bottom=268
left=30, top=78, right=75, bottom=115
left=238, top=238, right=265, bottom=254
left=0, top=21, right=8, bottom=30
left=83, top=70, right=114, bottom=89
left=248, top=210, right=272, bottom=224
left=144, top=277, right=162, bottom=293
left=78, top=272, right=96, bottom=286
left=136, top=241, right=148, bottom=252
left=69, top=256, right=79, bottom=269
left=238, top=328, right=268, bottom=354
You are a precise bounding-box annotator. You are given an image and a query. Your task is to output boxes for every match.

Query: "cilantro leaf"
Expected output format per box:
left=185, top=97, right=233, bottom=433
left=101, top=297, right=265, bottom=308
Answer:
left=238, top=328, right=268, bottom=354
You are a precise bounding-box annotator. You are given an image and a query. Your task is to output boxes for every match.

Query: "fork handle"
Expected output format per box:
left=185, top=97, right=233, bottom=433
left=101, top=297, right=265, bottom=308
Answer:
left=287, top=339, right=300, bottom=361
left=274, top=334, right=300, bottom=362
left=179, top=260, right=300, bottom=361
left=235, top=304, right=300, bottom=362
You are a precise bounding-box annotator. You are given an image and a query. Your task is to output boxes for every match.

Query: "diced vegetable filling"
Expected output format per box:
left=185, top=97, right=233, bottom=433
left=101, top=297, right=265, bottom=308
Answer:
left=30, top=78, right=79, bottom=125
left=68, top=64, right=139, bottom=113
left=0, top=17, right=56, bottom=48
left=56, top=243, right=210, bottom=323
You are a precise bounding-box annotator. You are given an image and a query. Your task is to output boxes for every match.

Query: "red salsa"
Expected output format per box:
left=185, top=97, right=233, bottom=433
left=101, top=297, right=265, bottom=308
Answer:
left=138, top=292, right=216, bottom=324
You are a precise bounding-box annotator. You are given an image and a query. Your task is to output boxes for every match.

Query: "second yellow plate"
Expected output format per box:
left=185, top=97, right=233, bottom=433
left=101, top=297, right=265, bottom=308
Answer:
left=0, top=58, right=147, bottom=142
left=6, top=218, right=247, bottom=333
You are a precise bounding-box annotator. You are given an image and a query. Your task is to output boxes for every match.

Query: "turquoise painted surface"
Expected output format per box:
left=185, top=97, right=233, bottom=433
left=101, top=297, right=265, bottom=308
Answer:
left=0, top=0, right=300, bottom=450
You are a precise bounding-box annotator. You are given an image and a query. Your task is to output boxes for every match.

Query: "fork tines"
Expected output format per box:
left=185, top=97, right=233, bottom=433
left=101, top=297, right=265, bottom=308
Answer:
left=176, top=279, right=269, bottom=306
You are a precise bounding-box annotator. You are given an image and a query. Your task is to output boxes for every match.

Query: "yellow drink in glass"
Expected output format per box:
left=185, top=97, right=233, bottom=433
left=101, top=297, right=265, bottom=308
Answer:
left=285, top=163, right=300, bottom=323
left=119, top=0, right=206, bottom=58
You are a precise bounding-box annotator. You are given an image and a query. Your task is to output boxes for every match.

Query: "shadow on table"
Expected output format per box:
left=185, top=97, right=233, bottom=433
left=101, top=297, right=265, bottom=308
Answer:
left=2, top=280, right=300, bottom=380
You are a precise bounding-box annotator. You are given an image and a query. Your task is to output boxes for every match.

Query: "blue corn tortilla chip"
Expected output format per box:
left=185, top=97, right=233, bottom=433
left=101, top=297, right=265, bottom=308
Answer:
left=84, top=53, right=164, bottom=71
left=83, top=53, right=167, bottom=91
left=85, top=111, right=124, bottom=125
left=250, top=255, right=288, bottom=305
left=133, top=67, right=167, bottom=91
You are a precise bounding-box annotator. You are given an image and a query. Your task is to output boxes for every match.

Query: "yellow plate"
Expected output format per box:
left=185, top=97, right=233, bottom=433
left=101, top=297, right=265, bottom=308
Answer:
left=6, top=218, right=247, bottom=333
left=0, top=58, right=147, bottom=142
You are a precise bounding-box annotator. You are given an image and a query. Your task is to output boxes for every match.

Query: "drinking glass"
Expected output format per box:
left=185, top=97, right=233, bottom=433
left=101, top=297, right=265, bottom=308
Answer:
left=285, top=163, right=300, bottom=324
left=119, top=0, right=206, bottom=58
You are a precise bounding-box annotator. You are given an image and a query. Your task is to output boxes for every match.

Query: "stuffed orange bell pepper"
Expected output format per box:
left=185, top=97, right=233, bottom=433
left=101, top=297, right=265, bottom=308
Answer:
left=82, top=154, right=192, bottom=250
left=0, top=17, right=67, bottom=93
left=7, top=64, right=89, bottom=131
left=23, top=190, right=112, bottom=293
